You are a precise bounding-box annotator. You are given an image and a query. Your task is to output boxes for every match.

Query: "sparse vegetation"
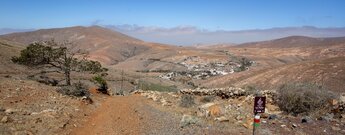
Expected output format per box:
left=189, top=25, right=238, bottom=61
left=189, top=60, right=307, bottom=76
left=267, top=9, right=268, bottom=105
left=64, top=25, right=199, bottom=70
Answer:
left=200, top=96, right=215, bottom=103
left=11, top=40, right=107, bottom=85
left=180, top=94, right=195, bottom=108
left=276, top=83, right=337, bottom=116
left=242, top=85, right=258, bottom=95
left=28, top=75, right=58, bottom=86
left=234, top=57, right=252, bottom=72
left=92, top=75, right=109, bottom=94
left=139, top=81, right=178, bottom=92
left=58, top=81, right=90, bottom=97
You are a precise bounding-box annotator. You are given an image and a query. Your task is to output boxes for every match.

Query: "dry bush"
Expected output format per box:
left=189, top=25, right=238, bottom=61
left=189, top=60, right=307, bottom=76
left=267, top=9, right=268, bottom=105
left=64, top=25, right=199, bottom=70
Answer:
left=276, top=83, right=337, bottom=116
left=58, top=81, right=90, bottom=97
left=200, top=96, right=215, bottom=103
left=180, top=94, right=195, bottom=108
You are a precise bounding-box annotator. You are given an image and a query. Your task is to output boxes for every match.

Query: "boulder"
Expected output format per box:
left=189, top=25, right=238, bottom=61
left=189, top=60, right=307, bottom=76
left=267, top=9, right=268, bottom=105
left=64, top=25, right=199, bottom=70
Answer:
left=208, top=105, right=223, bottom=117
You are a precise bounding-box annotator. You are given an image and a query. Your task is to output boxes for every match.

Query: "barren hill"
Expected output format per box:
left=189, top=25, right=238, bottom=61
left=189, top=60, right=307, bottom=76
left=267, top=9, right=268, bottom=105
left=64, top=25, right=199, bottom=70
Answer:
left=236, top=36, right=345, bottom=48
left=0, top=26, right=153, bottom=65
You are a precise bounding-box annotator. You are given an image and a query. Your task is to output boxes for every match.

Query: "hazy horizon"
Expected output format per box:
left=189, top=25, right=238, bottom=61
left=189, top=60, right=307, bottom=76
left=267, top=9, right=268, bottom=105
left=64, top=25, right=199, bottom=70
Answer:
left=1, top=0, right=345, bottom=45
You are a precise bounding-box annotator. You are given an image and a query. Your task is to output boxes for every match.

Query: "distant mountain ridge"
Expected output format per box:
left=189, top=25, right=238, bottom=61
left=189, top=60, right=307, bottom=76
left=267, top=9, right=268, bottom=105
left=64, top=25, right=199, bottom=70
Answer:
left=236, top=36, right=345, bottom=48
left=0, top=28, right=35, bottom=35
left=106, top=25, right=345, bottom=45
left=3, top=26, right=345, bottom=46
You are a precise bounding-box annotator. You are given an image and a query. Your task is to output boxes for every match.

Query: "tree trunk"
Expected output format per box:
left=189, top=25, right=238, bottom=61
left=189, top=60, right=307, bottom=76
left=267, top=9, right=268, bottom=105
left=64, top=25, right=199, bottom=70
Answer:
left=65, top=70, right=71, bottom=85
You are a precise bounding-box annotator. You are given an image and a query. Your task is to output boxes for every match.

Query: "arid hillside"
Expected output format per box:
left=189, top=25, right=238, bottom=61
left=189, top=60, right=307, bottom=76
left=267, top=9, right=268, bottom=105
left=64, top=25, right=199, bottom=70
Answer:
left=200, top=56, right=345, bottom=93
left=197, top=36, right=345, bottom=93
left=0, top=26, right=154, bottom=65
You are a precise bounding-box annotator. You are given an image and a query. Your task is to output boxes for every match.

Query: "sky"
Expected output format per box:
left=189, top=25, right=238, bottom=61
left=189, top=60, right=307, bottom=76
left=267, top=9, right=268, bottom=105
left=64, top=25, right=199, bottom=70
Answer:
left=1, top=0, right=345, bottom=30
left=1, top=0, right=345, bottom=45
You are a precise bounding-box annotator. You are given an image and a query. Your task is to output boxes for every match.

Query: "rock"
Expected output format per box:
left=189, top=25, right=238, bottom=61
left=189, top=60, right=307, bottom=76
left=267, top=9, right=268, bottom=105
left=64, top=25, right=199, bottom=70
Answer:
left=281, top=125, right=286, bottom=128
left=197, top=103, right=216, bottom=117
left=0, top=107, right=5, bottom=112
left=339, top=93, right=345, bottom=103
left=5, top=108, right=16, bottom=114
left=321, top=113, right=334, bottom=122
left=301, top=116, right=312, bottom=123
left=332, top=126, right=341, bottom=131
left=242, top=119, right=253, bottom=129
left=14, top=130, right=33, bottom=135
left=330, top=99, right=338, bottom=106
left=208, top=105, right=223, bottom=117
left=180, top=114, right=200, bottom=128
left=215, top=116, right=229, bottom=122
left=292, top=123, right=297, bottom=128
left=268, top=114, right=277, bottom=120
left=1, top=116, right=9, bottom=123
left=161, top=99, right=172, bottom=106
left=261, top=113, right=269, bottom=119
left=82, top=96, right=93, bottom=104
left=341, top=114, right=345, bottom=123
left=200, top=102, right=216, bottom=108
left=342, top=130, right=345, bottom=134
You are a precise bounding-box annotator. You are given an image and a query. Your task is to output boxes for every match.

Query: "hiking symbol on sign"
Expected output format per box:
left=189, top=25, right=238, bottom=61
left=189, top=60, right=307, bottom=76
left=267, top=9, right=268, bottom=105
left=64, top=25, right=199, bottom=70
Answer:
left=254, top=97, right=266, bottom=113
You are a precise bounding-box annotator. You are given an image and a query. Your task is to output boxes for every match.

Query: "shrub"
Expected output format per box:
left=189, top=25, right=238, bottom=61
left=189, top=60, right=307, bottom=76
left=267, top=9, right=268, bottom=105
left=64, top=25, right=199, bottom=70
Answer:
left=58, top=81, right=90, bottom=97
left=243, top=85, right=257, bottom=95
left=139, top=81, right=178, bottom=92
left=28, top=75, right=58, bottom=86
left=276, top=83, right=336, bottom=116
left=180, top=94, right=195, bottom=108
left=200, top=96, right=215, bottom=103
left=92, top=75, right=108, bottom=94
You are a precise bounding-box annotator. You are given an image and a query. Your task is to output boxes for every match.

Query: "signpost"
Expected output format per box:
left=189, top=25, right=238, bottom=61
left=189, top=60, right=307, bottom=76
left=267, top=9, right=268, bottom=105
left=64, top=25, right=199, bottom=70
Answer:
left=253, top=97, right=266, bottom=135
left=254, top=97, right=266, bottom=113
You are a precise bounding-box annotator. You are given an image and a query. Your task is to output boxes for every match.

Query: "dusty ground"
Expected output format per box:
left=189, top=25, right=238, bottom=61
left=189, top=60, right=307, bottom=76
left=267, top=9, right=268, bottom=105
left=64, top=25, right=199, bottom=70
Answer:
left=72, top=94, right=248, bottom=135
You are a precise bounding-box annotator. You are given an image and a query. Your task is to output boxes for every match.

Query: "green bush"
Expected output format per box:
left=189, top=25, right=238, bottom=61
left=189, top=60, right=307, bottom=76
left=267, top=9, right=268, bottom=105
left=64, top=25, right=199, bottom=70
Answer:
left=92, top=75, right=108, bottom=94
left=276, top=83, right=336, bottom=115
left=180, top=94, right=195, bottom=108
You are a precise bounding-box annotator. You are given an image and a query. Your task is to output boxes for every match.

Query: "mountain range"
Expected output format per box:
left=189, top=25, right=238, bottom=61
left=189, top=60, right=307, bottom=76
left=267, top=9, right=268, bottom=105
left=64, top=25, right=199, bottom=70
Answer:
left=2, top=25, right=345, bottom=45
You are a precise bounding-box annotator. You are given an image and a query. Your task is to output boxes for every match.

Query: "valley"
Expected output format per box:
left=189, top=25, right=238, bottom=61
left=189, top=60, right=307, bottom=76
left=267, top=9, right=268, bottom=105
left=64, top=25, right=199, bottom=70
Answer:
left=1, top=26, right=345, bottom=135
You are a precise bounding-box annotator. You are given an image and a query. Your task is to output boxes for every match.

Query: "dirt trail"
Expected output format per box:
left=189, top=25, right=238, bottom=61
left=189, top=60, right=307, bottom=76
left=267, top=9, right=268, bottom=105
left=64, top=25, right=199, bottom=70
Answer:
left=71, top=94, right=233, bottom=135
left=72, top=95, right=145, bottom=135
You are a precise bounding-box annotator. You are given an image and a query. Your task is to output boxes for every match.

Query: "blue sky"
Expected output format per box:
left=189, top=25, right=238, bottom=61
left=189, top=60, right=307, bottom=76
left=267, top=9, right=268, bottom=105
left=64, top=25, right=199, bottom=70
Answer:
left=1, top=0, right=345, bottom=30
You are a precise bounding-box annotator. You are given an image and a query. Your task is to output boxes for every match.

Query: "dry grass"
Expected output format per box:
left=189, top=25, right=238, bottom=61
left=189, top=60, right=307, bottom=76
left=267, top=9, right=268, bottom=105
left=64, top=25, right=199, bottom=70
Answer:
left=276, top=83, right=337, bottom=116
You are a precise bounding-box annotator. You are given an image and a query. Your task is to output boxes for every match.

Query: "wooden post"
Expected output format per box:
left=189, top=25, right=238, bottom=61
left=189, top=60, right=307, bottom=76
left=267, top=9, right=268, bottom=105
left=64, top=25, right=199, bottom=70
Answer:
left=253, top=114, right=260, bottom=135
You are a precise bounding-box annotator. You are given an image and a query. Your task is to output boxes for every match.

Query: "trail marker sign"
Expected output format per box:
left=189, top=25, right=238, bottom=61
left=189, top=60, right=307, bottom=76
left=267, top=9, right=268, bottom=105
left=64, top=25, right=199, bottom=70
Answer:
left=254, top=97, right=266, bottom=113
